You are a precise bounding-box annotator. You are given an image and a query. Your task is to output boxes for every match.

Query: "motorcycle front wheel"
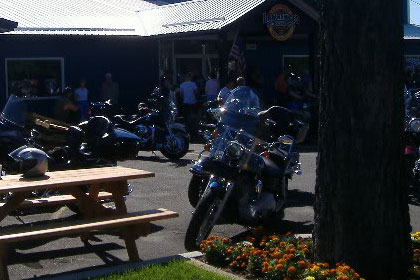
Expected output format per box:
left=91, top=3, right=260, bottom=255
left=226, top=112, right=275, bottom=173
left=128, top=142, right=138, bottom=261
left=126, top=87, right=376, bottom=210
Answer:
left=188, top=175, right=209, bottom=208
left=184, top=189, right=223, bottom=251
left=160, top=131, right=189, bottom=160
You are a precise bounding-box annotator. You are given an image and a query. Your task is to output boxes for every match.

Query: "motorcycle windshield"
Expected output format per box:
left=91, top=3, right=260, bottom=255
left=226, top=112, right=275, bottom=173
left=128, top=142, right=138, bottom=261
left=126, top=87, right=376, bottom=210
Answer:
left=1, top=95, right=28, bottom=127
left=220, top=86, right=261, bottom=135
left=1, top=95, right=65, bottom=128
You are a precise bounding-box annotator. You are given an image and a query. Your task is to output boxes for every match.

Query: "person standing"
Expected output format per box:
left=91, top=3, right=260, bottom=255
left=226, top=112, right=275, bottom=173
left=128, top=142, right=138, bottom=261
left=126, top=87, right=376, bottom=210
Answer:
left=217, top=78, right=236, bottom=102
left=101, top=72, right=120, bottom=104
left=180, top=73, right=198, bottom=136
left=205, top=72, right=220, bottom=101
left=74, top=79, right=89, bottom=121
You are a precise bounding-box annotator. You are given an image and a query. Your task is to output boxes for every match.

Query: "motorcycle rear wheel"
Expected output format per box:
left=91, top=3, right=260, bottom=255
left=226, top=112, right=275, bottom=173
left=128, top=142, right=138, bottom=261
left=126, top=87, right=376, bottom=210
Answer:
left=160, top=132, right=189, bottom=160
left=184, top=189, right=222, bottom=251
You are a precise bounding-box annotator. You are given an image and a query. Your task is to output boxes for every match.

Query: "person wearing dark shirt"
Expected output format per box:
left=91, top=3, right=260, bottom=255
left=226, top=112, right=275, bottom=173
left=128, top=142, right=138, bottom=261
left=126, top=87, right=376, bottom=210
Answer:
left=54, top=87, right=79, bottom=124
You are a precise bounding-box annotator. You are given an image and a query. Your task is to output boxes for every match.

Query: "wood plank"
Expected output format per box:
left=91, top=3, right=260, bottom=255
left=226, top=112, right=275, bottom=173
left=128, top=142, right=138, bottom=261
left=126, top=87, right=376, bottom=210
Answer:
left=0, top=192, right=114, bottom=209
left=0, top=208, right=178, bottom=243
left=0, top=167, right=154, bottom=194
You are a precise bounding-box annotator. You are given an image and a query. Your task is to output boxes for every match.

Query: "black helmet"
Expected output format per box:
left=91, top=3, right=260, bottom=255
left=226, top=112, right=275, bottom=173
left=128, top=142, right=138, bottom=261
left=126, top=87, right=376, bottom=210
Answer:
left=9, top=146, right=49, bottom=177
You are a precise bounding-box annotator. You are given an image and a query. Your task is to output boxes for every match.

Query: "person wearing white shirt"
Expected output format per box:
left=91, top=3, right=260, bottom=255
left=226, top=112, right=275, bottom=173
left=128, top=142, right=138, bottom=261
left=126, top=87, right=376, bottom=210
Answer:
left=74, top=79, right=89, bottom=121
left=205, top=73, right=220, bottom=101
left=180, top=74, right=198, bottom=136
left=217, top=79, right=236, bottom=103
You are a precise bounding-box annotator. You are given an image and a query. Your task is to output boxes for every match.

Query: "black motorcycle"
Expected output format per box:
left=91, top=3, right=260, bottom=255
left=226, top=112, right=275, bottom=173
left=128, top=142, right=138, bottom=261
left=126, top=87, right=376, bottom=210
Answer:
left=406, top=90, right=420, bottom=192
left=109, top=94, right=190, bottom=160
left=184, top=86, right=304, bottom=251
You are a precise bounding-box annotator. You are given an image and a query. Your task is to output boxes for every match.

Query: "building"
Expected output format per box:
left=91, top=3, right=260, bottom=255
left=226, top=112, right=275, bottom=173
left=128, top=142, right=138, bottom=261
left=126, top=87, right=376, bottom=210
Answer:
left=0, top=0, right=418, bottom=108
left=0, top=0, right=161, bottom=110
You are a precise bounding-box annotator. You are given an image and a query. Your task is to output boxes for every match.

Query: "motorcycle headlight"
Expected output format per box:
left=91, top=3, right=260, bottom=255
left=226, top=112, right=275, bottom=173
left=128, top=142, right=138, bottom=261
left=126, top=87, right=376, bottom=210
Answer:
left=225, top=142, right=244, bottom=160
left=410, top=119, right=420, bottom=133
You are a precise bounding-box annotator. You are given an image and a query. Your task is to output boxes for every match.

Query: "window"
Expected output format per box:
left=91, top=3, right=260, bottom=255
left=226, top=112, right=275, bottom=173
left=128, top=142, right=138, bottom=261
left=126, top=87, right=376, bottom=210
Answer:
left=5, top=58, right=64, bottom=97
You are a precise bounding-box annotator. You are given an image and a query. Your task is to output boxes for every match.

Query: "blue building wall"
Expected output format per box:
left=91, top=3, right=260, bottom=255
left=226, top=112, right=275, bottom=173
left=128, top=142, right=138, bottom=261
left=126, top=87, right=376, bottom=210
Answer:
left=0, top=35, right=159, bottom=111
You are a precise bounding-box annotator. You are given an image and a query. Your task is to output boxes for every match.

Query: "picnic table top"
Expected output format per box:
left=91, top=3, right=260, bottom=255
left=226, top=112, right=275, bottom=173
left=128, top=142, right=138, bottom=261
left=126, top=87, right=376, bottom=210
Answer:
left=0, top=166, right=154, bottom=194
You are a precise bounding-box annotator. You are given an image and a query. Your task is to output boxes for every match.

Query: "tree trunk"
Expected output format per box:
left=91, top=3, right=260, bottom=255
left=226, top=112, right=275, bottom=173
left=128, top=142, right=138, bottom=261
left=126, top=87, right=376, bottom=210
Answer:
left=314, top=0, right=411, bottom=279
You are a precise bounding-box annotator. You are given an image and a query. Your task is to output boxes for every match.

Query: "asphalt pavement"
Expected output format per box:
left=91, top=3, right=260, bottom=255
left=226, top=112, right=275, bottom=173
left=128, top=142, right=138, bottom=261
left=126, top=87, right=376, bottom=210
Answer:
left=5, top=144, right=420, bottom=279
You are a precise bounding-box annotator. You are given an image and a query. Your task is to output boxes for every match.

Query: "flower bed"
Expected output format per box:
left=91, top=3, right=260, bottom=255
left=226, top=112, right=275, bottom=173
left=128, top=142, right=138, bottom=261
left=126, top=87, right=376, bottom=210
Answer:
left=201, top=228, right=420, bottom=279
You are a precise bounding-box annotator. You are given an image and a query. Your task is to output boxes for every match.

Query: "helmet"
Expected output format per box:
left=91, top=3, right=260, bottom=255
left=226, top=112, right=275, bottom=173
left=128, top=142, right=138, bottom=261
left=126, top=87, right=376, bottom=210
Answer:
left=9, top=146, right=49, bottom=177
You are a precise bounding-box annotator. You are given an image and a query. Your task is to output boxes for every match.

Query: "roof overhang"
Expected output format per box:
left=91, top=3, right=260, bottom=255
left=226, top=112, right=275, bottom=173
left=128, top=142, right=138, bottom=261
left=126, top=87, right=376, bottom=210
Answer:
left=0, top=18, right=17, bottom=33
left=288, top=0, right=320, bottom=22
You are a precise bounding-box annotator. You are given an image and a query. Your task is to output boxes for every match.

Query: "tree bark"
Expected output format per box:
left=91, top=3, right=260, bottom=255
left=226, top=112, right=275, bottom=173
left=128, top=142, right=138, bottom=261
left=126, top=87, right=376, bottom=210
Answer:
left=314, top=0, right=411, bottom=279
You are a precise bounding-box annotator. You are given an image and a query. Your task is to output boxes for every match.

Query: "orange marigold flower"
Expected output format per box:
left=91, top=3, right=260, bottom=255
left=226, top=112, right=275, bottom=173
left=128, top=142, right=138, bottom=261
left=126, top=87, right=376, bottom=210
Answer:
left=279, top=241, right=286, bottom=247
left=268, top=266, right=274, bottom=272
left=246, top=236, right=256, bottom=243
left=276, top=264, right=284, bottom=270
left=297, top=244, right=306, bottom=249
left=303, top=248, right=310, bottom=254
left=260, top=242, right=266, bottom=247
left=262, top=267, right=267, bottom=274
left=353, top=273, right=360, bottom=278
left=330, top=269, right=337, bottom=275
left=288, top=266, right=296, bottom=274
left=283, top=277, right=291, bottom=280
left=297, top=260, right=306, bottom=268
left=241, top=262, right=247, bottom=268
left=230, top=261, right=237, bottom=267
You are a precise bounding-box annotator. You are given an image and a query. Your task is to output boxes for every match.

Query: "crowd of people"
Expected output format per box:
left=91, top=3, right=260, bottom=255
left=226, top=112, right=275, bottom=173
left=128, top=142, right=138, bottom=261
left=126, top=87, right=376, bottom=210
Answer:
left=53, top=72, right=120, bottom=123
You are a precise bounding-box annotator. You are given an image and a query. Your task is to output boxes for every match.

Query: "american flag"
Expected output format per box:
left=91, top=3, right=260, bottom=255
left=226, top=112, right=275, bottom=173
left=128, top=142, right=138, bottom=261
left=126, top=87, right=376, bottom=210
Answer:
left=229, top=35, right=246, bottom=75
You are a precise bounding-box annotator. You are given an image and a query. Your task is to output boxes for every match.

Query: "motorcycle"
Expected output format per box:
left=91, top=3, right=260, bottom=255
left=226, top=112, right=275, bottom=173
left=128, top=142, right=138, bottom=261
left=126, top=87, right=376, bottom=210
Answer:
left=406, top=90, right=420, bottom=191
left=110, top=93, right=190, bottom=160
left=184, top=86, right=304, bottom=251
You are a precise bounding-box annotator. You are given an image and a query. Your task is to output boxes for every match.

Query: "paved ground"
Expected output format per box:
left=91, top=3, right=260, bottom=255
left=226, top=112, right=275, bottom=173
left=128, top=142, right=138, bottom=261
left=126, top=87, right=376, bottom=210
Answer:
left=5, top=144, right=420, bottom=279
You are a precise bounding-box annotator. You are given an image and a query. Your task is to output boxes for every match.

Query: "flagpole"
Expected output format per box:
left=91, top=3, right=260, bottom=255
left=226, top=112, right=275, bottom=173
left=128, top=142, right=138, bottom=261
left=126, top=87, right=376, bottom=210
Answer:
left=229, top=30, right=240, bottom=58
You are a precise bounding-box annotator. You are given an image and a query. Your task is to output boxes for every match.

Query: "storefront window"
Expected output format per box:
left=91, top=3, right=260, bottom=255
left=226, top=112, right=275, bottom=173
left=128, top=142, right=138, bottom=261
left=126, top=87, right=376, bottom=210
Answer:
left=6, top=58, right=64, bottom=97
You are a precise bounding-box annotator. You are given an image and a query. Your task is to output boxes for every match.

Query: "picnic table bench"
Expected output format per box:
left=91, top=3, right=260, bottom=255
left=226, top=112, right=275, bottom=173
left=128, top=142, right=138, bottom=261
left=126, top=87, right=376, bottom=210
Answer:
left=0, top=166, right=179, bottom=280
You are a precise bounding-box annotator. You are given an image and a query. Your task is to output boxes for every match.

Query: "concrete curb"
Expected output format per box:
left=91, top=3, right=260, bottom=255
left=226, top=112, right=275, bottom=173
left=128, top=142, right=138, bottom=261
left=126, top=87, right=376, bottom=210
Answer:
left=188, top=258, right=246, bottom=280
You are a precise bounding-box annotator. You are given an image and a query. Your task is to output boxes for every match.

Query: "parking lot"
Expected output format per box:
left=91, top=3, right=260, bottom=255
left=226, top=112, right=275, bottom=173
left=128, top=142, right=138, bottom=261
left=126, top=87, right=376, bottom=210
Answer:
left=5, top=144, right=420, bottom=279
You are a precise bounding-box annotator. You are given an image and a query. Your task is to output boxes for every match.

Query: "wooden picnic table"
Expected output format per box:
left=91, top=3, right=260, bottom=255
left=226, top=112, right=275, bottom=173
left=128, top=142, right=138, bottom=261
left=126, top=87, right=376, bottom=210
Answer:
left=0, top=166, right=179, bottom=280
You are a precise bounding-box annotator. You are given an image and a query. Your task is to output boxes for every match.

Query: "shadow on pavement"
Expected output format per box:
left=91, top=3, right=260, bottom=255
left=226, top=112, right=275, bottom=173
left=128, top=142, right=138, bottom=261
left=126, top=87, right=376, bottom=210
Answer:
left=286, top=189, right=314, bottom=208
left=11, top=243, right=125, bottom=267
left=135, top=155, right=192, bottom=167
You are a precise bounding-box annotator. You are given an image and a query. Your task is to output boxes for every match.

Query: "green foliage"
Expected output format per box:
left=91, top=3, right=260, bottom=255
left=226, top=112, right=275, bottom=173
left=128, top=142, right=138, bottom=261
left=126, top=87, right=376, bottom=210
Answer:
left=95, top=260, right=233, bottom=280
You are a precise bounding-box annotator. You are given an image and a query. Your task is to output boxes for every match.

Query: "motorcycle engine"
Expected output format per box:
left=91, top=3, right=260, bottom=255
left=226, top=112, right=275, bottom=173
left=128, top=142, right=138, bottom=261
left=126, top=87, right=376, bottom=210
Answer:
left=238, top=190, right=277, bottom=223
left=135, top=125, right=152, bottom=144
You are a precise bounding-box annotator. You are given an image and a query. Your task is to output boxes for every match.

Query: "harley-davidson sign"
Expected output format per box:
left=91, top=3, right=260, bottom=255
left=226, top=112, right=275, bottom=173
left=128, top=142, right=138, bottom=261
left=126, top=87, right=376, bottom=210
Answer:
left=263, top=4, right=300, bottom=41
